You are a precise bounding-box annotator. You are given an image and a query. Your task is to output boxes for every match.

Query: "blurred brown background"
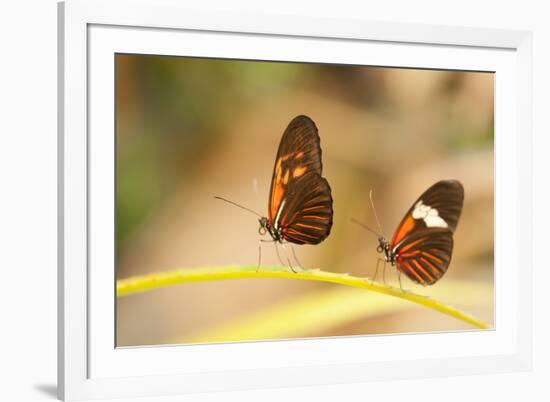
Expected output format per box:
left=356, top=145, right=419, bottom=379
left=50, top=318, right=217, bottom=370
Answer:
left=115, top=54, right=494, bottom=347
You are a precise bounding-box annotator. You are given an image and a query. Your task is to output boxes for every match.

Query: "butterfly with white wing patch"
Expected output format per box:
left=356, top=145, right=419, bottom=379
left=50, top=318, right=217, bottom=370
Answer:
left=371, top=180, right=464, bottom=286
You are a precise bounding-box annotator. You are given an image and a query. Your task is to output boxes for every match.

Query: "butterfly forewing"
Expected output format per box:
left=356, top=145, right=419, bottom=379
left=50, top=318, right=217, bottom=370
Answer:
left=390, top=180, right=464, bottom=285
left=269, top=115, right=324, bottom=222
left=268, top=116, right=333, bottom=245
left=390, top=180, right=464, bottom=246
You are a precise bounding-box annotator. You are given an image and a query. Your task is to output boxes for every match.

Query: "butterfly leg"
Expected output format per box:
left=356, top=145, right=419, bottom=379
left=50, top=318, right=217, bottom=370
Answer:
left=397, top=271, right=413, bottom=294
left=290, top=244, right=304, bottom=270
left=280, top=242, right=297, bottom=273
left=252, top=178, right=260, bottom=202
left=257, top=239, right=277, bottom=272
left=256, top=239, right=263, bottom=273
left=273, top=241, right=286, bottom=267
left=373, top=257, right=384, bottom=282
left=382, top=259, right=387, bottom=285
left=398, top=270, right=403, bottom=291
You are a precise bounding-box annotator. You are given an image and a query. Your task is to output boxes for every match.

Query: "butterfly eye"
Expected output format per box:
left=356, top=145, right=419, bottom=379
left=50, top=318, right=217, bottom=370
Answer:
left=376, top=245, right=384, bottom=253
left=258, top=219, right=267, bottom=236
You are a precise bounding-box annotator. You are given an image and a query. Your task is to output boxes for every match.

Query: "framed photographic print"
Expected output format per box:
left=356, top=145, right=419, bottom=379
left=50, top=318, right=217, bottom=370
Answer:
left=58, top=0, right=533, bottom=400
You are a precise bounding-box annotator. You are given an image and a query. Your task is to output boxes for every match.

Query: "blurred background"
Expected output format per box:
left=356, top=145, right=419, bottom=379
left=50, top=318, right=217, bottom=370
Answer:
left=115, top=54, right=494, bottom=347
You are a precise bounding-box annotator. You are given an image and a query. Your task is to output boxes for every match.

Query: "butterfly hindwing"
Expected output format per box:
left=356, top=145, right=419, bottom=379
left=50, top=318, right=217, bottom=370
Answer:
left=268, top=116, right=333, bottom=245
left=278, top=173, right=333, bottom=244
left=394, top=228, right=453, bottom=285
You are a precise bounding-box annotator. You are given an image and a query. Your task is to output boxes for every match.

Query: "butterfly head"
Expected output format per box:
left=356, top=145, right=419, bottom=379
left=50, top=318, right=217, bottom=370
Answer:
left=376, top=237, right=387, bottom=254
left=258, top=217, right=269, bottom=236
left=376, top=237, right=396, bottom=265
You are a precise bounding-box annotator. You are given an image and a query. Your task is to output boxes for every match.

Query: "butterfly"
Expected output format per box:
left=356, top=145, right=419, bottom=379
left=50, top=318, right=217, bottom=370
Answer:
left=357, top=180, right=464, bottom=286
left=216, top=115, right=333, bottom=269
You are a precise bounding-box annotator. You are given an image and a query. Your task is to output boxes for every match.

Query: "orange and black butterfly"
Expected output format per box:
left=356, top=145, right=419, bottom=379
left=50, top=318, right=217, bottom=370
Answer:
left=356, top=180, right=464, bottom=286
left=216, top=115, right=333, bottom=269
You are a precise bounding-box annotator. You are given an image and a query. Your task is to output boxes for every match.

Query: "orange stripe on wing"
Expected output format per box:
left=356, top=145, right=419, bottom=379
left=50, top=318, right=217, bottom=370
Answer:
left=294, top=223, right=324, bottom=231
left=285, top=228, right=317, bottom=239
left=301, top=205, right=326, bottom=212
left=411, top=259, right=435, bottom=283
left=401, top=261, right=425, bottom=284
left=283, top=233, right=304, bottom=243
left=391, top=214, right=417, bottom=246
left=398, top=249, right=421, bottom=259
left=269, top=154, right=293, bottom=220
left=301, top=215, right=329, bottom=221
left=420, top=256, right=442, bottom=275
left=269, top=181, right=285, bottom=220
left=423, top=251, right=444, bottom=264
left=398, top=237, right=425, bottom=253
left=302, top=194, right=326, bottom=206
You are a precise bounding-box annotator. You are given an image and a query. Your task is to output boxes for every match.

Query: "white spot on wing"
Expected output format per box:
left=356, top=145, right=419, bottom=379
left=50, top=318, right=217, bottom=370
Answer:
left=412, top=200, right=448, bottom=228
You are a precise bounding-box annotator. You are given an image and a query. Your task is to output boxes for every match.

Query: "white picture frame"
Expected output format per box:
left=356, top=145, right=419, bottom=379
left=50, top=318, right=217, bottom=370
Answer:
left=58, top=0, right=533, bottom=400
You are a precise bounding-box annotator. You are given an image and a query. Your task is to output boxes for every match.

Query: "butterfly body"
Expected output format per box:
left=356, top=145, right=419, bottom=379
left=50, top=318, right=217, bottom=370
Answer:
left=377, top=236, right=396, bottom=265
left=258, top=216, right=282, bottom=242
left=375, top=180, right=464, bottom=286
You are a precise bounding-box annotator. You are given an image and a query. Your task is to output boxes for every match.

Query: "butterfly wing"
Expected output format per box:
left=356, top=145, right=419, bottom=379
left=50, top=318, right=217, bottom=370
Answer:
left=390, top=180, right=464, bottom=246
left=268, top=116, right=333, bottom=244
left=394, top=228, right=453, bottom=285
left=277, top=172, right=333, bottom=244
left=268, top=115, right=324, bottom=223
left=390, top=180, right=464, bottom=285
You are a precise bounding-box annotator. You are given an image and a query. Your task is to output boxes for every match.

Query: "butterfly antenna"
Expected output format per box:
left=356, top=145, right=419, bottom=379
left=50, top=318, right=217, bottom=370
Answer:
left=214, top=196, right=263, bottom=218
left=369, top=189, right=383, bottom=234
left=350, top=218, right=381, bottom=238
left=252, top=178, right=261, bottom=206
